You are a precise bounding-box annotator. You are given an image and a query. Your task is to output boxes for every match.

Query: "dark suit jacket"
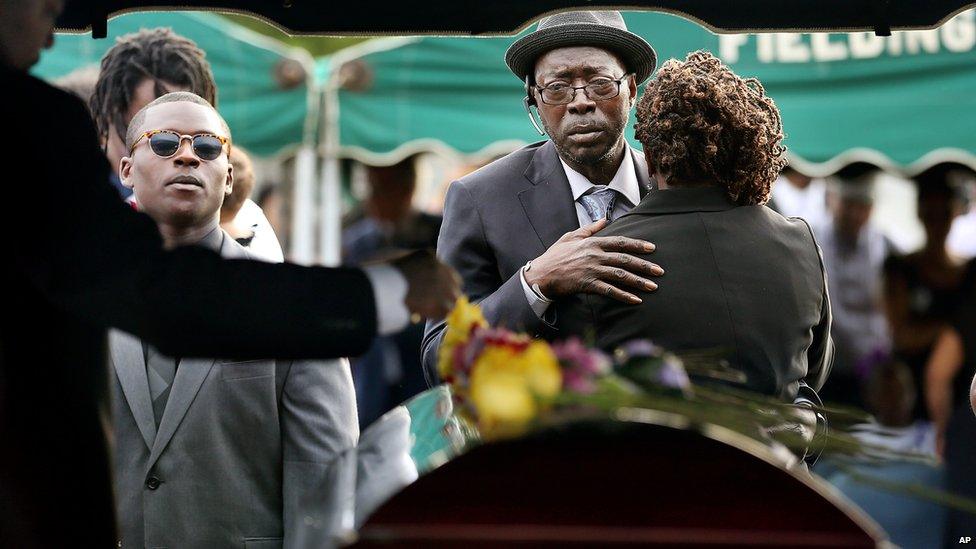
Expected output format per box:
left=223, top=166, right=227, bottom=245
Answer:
left=1, top=66, right=375, bottom=548
left=422, top=140, right=651, bottom=383
left=557, top=186, right=833, bottom=403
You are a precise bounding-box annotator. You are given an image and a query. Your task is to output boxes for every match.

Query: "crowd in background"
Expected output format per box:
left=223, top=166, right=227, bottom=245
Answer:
left=771, top=162, right=976, bottom=547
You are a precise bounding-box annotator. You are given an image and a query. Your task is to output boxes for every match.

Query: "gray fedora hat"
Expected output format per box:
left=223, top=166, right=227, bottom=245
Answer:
left=505, top=11, right=657, bottom=85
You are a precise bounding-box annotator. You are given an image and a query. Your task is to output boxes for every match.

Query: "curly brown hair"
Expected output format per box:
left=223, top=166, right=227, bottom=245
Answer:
left=634, top=51, right=786, bottom=205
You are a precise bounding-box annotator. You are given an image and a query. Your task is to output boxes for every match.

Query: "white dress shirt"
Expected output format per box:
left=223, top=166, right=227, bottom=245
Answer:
left=362, top=265, right=410, bottom=335
left=520, top=147, right=642, bottom=318
left=234, top=199, right=285, bottom=263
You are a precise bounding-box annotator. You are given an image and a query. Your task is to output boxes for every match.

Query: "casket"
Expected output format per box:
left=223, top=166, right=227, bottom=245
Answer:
left=348, top=389, right=887, bottom=548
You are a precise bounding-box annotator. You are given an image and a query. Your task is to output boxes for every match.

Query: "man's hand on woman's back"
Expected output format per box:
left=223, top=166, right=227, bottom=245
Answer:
left=523, top=218, right=664, bottom=304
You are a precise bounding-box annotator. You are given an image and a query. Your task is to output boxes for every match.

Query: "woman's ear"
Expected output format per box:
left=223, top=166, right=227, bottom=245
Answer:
left=643, top=149, right=656, bottom=175
left=643, top=150, right=668, bottom=189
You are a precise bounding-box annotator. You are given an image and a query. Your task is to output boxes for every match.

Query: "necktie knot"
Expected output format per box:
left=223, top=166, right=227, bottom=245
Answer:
left=579, top=185, right=618, bottom=223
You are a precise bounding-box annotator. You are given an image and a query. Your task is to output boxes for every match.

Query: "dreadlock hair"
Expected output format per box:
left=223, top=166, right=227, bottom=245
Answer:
left=634, top=51, right=786, bottom=206
left=90, top=28, right=217, bottom=149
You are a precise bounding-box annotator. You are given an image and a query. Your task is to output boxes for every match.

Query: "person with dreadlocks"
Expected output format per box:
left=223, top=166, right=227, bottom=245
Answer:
left=90, top=28, right=285, bottom=260
left=91, top=28, right=216, bottom=200
left=556, top=51, right=833, bottom=461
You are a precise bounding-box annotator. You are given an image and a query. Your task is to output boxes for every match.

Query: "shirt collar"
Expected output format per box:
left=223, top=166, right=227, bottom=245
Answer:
left=559, top=146, right=641, bottom=207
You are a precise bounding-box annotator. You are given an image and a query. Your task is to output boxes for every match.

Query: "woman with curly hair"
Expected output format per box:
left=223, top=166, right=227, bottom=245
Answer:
left=558, top=51, right=833, bottom=415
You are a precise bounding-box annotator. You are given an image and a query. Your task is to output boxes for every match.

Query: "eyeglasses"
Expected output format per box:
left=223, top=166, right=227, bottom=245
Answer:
left=130, top=130, right=229, bottom=161
left=534, top=74, right=632, bottom=105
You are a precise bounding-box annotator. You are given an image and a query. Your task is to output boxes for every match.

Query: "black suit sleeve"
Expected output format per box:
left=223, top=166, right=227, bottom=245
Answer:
left=8, top=72, right=376, bottom=359
left=421, top=180, right=541, bottom=384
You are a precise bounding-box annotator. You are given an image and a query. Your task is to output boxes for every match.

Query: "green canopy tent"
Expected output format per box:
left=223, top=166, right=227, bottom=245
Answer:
left=325, top=9, right=976, bottom=176
left=35, top=11, right=317, bottom=158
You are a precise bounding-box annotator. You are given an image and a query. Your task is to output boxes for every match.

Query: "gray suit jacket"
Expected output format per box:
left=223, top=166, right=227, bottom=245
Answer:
left=421, top=140, right=651, bottom=383
left=111, top=232, right=358, bottom=549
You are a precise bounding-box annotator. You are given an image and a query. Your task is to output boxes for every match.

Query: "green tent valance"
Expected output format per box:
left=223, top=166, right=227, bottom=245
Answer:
left=329, top=10, right=976, bottom=175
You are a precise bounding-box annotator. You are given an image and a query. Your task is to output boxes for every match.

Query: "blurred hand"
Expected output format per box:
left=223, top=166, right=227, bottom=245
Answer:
left=523, top=218, right=664, bottom=304
left=391, top=250, right=461, bottom=321
left=764, top=405, right=820, bottom=466
left=766, top=406, right=818, bottom=448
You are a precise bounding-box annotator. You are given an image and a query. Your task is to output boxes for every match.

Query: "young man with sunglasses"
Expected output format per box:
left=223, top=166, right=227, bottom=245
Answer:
left=92, top=27, right=285, bottom=262
left=421, top=11, right=663, bottom=382
left=0, top=2, right=459, bottom=546
left=112, top=91, right=357, bottom=548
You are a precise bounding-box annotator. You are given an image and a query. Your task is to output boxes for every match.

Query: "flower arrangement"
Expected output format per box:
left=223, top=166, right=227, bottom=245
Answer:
left=437, top=299, right=902, bottom=454
left=435, top=298, right=976, bottom=516
left=437, top=298, right=561, bottom=436
left=438, top=298, right=697, bottom=438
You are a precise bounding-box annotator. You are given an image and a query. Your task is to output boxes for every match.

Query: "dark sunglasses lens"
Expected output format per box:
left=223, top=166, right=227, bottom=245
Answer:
left=148, top=132, right=180, bottom=157
left=192, top=136, right=224, bottom=160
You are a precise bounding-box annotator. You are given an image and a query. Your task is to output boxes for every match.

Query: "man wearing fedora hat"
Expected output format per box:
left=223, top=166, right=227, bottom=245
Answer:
left=422, top=11, right=663, bottom=380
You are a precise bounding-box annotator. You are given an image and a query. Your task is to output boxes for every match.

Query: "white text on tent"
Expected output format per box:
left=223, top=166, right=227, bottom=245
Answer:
left=719, top=10, right=975, bottom=63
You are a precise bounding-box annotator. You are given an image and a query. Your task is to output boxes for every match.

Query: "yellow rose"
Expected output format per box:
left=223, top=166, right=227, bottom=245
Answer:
left=519, top=341, right=562, bottom=401
left=467, top=341, right=563, bottom=437
left=470, top=352, right=536, bottom=434
left=437, top=297, right=488, bottom=379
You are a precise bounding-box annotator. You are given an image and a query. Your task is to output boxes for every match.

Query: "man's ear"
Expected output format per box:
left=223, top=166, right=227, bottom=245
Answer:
left=628, top=75, right=639, bottom=108
left=119, top=157, right=135, bottom=189
left=224, top=163, right=234, bottom=196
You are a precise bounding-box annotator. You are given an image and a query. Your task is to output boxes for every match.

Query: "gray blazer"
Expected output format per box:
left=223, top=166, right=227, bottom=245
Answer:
left=110, top=233, right=358, bottom=549
left=421, top=140, right=651, bottom=382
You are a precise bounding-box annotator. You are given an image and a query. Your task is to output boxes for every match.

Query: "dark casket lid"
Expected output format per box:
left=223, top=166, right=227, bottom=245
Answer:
left=355, top=418, right=887, bottom=547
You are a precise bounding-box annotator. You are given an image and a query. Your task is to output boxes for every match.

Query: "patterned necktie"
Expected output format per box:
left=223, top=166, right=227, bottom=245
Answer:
left=578, top=185, right=619, bottom=223
left=145, top=344, right=179, bottom=427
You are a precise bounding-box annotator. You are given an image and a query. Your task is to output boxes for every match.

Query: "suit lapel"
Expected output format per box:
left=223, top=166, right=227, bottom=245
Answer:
left=145, top=356, right=216, bottom=471
left=145, top=230, right=244, bottom=471
left=110, top=331, right=157, bottom=450
left=517, top=141, right=579, bottom=250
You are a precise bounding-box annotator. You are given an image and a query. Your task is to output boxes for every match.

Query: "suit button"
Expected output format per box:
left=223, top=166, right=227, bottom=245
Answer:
left=145, top=476, right=161, bottom=490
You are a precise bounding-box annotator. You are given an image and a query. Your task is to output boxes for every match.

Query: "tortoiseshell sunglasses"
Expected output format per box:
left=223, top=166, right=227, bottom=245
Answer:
left=129, top=130, right=230, bottom=161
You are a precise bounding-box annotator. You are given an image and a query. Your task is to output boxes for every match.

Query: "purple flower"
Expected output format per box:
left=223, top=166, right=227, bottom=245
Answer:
left=553, top=337, right=612, bottom=394
left=617, top=339, right=661, bottom=361
left=656, top=354, right=692, bottom=392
